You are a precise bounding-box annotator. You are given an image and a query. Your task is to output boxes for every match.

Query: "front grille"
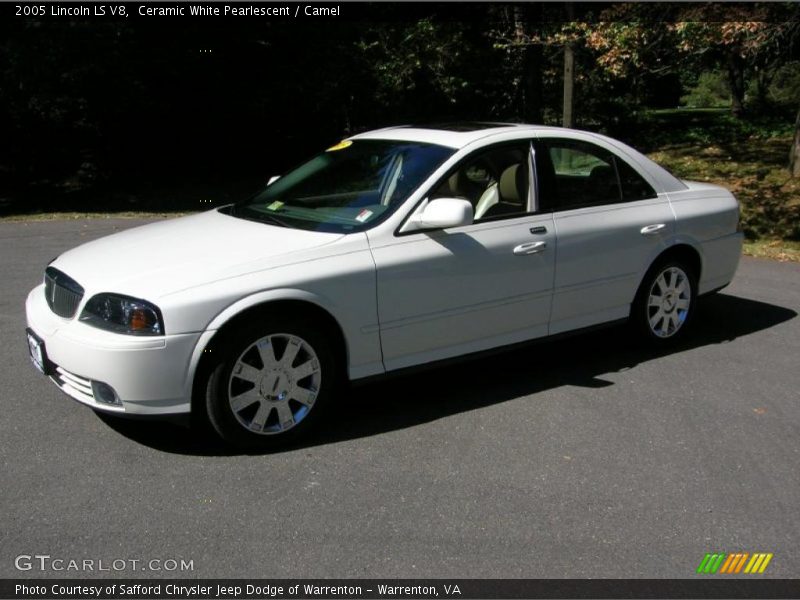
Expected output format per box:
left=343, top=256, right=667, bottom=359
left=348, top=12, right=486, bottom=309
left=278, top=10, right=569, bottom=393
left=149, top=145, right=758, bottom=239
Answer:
left=49, top=364, right=125, bottom=412
left=44, top=267, right=85, bottom=318
left=54, top=366, right=94, bottom=402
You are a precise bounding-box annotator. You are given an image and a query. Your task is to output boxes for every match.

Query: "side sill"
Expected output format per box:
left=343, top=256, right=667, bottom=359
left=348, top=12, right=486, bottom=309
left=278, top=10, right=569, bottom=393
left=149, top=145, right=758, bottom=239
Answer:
left=351, top=317, right=629, bottom=387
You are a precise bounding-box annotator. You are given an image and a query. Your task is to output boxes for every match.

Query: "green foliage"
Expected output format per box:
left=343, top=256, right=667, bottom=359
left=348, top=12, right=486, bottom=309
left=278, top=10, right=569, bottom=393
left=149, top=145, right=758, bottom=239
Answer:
left=356, top=20, right=467, bottom=109
left=625, top=108, right=794, bottom=151
left=680, top=71, right=731, bottom=108
left=355, top=19, right=507, bottom=124
left=765, top=61, right=800, bottom=107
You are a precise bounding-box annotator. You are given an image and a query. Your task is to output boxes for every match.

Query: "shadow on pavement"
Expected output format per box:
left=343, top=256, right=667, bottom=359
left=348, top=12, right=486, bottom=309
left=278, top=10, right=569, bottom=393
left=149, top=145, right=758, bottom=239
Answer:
left=97, top=293, right=796, bottom=456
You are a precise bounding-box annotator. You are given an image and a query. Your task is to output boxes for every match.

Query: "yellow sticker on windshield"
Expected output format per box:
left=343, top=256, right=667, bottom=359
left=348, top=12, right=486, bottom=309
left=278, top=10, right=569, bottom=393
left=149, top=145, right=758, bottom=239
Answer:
left=266, top=201, right=284, bottom=211
left=355, top=209, right=373, bottom=223
left=326, top=140, right=353, bottom=152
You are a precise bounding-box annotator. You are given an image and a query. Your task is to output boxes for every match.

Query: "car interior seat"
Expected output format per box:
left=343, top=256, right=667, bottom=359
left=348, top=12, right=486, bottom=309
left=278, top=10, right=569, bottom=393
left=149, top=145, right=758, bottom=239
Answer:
left=446, top=170, right=467, bottom=198
left=444, top=168, right=488, bottom=205
left=473, top=182, right=499, bottom=219
left=477, top=164, right=527, bottom=220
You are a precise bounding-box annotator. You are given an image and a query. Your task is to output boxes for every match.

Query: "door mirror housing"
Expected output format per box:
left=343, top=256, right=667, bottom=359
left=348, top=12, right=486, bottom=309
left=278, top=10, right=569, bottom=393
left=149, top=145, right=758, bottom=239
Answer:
left=416, top=198, right=474, bottom=230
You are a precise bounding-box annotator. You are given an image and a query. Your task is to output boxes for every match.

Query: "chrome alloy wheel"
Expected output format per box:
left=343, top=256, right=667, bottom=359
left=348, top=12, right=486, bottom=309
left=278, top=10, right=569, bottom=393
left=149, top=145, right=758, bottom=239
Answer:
left=647, top=266, right=692, bottom=338
left=227, top=333, right=321, bottom=435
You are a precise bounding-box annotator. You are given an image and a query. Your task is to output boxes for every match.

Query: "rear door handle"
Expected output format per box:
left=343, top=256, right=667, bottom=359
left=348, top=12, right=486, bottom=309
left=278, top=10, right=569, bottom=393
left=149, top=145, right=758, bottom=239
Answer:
left=640, top=223, right=666, bottom=236
left=513, top=241, right=547, bottom=255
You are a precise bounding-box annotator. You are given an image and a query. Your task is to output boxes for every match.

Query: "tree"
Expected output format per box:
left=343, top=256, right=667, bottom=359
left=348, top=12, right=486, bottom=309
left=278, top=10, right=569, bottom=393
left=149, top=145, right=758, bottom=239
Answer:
left=514, top=4, right=545, bottom=123
left=488, top=4, right=551, bottom=123
left=671, top=16, right=773, bottom=117
left=491, top=4, right=596, bottom=126
left=791, top=106, right=800, bottom=177
left=582, top=4, right=800, bottom=118
left=355, top=19, right=476, bottom=124
left=562, top=3, right=575, bottom=127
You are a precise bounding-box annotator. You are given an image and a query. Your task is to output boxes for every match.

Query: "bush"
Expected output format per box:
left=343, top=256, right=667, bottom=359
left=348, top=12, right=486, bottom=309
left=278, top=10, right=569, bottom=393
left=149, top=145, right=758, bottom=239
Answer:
left=767, top=61, right=800, bottom=108
left=680, top=71, right=730, bottom=109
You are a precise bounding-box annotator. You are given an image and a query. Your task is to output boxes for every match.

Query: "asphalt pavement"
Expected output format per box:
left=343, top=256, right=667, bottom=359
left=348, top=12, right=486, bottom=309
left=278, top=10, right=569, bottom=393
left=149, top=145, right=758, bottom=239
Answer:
left=1, top=218, right=798, bottom=579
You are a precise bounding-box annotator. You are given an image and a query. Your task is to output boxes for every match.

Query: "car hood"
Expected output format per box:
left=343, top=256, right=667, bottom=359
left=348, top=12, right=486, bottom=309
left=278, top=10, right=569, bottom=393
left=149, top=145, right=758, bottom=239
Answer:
left=50, top=210, right=344, bottom=299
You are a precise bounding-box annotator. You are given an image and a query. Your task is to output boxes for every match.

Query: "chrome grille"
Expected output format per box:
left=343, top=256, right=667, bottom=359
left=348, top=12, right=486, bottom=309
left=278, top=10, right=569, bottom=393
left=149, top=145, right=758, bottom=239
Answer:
left=44, top=267, right=84, bottom=318
left=54, top=366, right=94, bottom=402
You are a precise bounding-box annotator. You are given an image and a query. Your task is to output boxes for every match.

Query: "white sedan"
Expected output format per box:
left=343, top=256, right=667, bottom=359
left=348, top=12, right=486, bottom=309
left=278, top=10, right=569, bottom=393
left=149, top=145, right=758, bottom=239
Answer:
left=25, top=123, right=743, bottom=448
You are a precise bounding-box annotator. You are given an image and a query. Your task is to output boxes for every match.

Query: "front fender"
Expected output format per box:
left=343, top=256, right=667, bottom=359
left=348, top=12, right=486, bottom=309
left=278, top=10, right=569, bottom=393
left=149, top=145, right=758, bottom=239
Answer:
left=205, top=287, right=337, bottom=331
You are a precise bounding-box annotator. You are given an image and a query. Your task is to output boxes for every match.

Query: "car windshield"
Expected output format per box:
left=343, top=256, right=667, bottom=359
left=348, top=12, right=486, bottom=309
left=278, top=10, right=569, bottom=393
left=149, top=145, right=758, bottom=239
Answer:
left=228, top=139, right=454, bottom=233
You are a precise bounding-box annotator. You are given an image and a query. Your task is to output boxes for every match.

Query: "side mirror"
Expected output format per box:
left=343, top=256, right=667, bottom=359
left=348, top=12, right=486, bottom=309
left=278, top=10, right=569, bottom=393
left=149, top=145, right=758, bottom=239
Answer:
left=417, top=198, right=474, bottom=230
left=267, top=175, right=281, bottom=186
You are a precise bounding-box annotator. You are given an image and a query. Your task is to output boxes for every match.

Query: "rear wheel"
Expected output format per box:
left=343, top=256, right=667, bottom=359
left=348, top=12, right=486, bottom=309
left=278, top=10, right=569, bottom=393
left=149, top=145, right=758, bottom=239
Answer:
left=633, top=260, right=697, bottom=344
left=205, top=315, right=337, bottom=449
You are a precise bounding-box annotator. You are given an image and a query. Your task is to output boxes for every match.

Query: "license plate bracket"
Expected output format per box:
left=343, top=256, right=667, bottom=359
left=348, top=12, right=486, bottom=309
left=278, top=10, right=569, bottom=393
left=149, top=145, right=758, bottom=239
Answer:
left=26, top=328, right=49, bottom=376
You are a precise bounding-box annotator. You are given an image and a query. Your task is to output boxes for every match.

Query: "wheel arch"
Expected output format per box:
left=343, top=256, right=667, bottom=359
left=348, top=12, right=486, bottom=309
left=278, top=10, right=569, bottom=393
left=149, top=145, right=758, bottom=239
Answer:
left=658, top=243, right=702, bottom=278
left=636, top=242, right=703, bottom=301
left=188, top=292, right=350, bottom=421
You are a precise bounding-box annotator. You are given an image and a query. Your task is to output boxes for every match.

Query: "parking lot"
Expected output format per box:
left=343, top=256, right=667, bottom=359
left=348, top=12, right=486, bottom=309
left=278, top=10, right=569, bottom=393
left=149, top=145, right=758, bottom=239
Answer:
left=1, top=218, right=798, bottom=578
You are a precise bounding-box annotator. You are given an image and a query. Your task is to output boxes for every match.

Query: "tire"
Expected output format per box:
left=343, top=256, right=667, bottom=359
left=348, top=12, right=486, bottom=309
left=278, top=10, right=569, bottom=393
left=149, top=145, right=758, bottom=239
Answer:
left=205, top=313, right=338, bottom=449
left=632, top=259, right=698, bottom=344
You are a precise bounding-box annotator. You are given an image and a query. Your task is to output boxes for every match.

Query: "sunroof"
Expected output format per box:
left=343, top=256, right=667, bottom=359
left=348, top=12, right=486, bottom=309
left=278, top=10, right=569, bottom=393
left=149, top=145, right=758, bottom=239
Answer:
left=407, top=122, right=522, bottom=132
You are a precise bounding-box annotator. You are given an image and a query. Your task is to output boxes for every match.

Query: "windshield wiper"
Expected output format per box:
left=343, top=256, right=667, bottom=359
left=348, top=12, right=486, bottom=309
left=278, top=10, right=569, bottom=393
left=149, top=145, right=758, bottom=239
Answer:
left=257, top=213, right=290, bottom=228
left=228, top=204, right=290, bottom=228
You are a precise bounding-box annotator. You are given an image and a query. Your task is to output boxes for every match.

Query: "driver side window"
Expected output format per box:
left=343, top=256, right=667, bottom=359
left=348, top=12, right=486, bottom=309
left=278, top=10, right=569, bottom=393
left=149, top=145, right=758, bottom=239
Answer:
left=431, top=142, right=531, bottom=222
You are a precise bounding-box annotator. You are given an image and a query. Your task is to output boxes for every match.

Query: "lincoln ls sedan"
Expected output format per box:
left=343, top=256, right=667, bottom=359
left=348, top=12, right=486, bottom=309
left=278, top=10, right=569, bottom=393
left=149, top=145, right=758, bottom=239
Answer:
left=25, top=123, right=743, bottom=448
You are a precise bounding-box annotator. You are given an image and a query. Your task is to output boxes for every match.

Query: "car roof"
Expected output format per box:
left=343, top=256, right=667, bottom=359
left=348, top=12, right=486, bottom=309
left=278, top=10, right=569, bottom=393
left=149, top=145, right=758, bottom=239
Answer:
left=351, top=122, right=570, bottom=149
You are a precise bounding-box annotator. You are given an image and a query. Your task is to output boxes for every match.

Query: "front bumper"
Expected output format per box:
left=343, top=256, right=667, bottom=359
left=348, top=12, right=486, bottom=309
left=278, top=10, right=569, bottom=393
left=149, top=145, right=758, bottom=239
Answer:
left=25, top=284, right=201, bottom=415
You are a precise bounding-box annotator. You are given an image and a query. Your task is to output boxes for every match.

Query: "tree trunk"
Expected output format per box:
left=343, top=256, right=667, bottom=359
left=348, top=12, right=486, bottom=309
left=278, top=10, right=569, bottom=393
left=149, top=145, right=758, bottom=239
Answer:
left=790, top=106, right=800, bottom=177
left=521, top=3, right=544, bottom=123
left=562, top=3, right=575, bottom=128
left=563, top=45, right=574, bottom=128
left=727, top=51, right=746, bottom=117
left=755, top=65, right=770, bottom=109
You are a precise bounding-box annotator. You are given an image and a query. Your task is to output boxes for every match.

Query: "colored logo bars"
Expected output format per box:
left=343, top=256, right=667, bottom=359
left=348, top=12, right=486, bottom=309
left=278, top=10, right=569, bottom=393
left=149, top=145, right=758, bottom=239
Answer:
left=697, top=552, right=774, bottom=574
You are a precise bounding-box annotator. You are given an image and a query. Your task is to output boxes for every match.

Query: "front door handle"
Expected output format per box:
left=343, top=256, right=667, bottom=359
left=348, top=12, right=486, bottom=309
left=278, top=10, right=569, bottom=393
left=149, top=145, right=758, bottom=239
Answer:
left=640, top=223, right=666, bottom=236
left=513, top=241, right=547, bottom=255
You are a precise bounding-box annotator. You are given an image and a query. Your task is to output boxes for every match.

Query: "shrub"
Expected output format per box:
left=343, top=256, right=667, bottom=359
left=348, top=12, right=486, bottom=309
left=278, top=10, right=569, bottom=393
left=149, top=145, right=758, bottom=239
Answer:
left=680, top=71, right=730, bottom=109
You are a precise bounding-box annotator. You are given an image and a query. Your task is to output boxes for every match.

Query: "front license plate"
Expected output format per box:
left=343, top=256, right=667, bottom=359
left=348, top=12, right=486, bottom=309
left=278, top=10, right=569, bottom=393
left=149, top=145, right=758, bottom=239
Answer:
left=26, top=329, right=47, bottom=375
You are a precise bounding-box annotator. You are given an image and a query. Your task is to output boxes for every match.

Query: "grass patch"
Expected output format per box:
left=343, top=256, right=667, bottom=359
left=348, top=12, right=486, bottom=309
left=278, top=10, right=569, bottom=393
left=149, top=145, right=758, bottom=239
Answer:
left=0, top=211, right=194, bottom=222
left=743, top=240, right=800, bottom=262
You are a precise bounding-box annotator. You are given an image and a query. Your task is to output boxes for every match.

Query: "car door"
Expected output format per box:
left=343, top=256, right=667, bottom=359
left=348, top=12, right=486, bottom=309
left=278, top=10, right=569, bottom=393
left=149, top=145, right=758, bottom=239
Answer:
left=533, top=137, right=674, bottom=334
left=367, top=141, right=556, bottom=372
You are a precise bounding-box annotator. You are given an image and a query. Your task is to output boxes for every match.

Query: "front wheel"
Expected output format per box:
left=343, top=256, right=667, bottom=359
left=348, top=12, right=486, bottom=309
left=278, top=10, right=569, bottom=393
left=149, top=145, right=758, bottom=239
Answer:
left=205, top=315, right=337, bottom=449
left=632, top=261, right=697, bottom=343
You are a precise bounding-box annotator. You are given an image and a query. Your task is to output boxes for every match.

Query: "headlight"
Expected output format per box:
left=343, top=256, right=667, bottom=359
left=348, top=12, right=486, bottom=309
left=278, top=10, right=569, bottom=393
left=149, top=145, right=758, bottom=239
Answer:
left=79, top=293, right=164, bottom=336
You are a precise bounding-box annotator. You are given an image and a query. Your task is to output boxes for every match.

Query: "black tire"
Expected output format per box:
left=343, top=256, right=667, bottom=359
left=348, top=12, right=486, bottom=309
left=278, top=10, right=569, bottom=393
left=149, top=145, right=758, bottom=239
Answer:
left=632, top=259, right=698, bottom=344
left=205, top=313, right=338, bottom=450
